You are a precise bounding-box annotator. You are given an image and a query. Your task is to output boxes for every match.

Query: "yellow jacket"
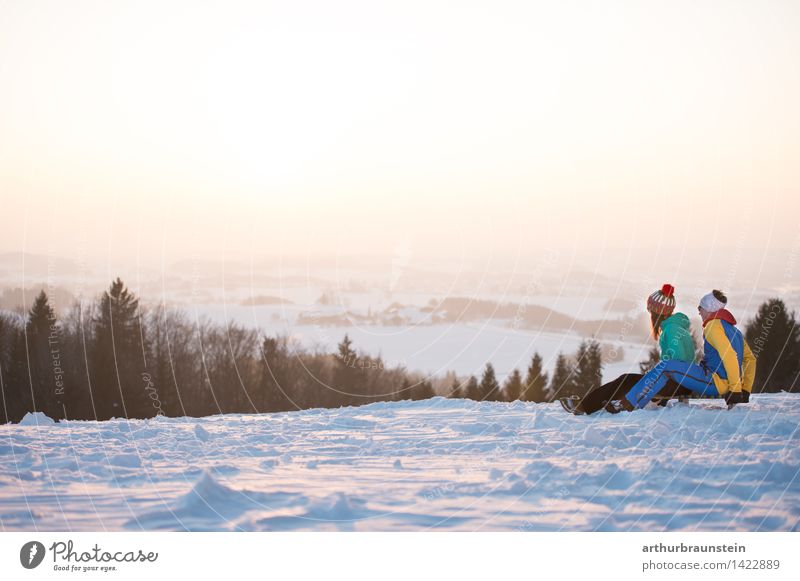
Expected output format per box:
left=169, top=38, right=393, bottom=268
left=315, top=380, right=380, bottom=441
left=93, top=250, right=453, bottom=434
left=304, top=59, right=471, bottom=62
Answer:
left=703, top=317, right=756, bottom=395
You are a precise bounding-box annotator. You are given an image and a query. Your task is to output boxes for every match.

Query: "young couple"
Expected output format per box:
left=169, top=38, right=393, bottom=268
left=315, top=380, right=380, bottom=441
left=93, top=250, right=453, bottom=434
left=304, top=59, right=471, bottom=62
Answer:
left=570, top=285, right=756, bottom=415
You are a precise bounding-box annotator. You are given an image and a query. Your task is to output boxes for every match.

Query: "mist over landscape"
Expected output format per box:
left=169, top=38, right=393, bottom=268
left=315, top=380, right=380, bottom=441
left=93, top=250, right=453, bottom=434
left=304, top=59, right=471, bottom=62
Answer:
left=1, top=245, right=797, bottom=382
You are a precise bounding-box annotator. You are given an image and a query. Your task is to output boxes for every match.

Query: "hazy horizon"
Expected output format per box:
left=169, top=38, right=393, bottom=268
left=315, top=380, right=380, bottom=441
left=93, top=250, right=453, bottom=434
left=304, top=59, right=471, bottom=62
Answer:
left=2, top=0, right=799, bottom=285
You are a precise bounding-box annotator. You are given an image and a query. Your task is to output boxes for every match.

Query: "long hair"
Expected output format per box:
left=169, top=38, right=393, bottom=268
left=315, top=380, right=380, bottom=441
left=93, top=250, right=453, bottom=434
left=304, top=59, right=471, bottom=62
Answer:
left=650, top=311, right=667, bottom=340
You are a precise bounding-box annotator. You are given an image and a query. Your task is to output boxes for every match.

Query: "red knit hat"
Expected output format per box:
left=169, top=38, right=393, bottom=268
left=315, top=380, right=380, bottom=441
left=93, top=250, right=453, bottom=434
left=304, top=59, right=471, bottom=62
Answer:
left=647, top=284, right=676, bottom=316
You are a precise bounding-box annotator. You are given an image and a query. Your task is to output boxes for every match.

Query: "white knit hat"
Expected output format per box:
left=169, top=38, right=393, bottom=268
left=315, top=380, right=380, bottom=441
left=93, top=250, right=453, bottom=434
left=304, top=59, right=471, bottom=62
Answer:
left=699, top=292, right=726, bottom=313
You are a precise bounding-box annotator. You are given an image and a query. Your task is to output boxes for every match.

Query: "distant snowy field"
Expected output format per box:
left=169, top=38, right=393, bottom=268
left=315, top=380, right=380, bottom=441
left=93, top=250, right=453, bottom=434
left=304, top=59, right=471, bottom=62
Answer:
left=1, top=394, right=799, bottom=532
left=201, top=306, right=652, bottom=382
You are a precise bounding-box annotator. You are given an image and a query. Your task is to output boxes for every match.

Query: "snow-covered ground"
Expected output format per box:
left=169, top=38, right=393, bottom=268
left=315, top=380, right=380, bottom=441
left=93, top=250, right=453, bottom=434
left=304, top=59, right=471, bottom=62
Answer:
left=1, top=394, right=799, bottom=532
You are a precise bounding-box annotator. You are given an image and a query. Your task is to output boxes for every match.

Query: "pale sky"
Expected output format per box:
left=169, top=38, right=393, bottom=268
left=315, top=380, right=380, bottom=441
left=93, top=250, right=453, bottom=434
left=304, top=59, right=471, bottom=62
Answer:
left=1, top=0, right=799, bottom=272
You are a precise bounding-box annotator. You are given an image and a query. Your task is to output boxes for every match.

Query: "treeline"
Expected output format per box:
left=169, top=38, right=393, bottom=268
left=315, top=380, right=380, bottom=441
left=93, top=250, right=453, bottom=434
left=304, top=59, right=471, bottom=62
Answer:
left=0, top=278, right=591, bottom=423
left=448, top=340, right=602, bottom=404
left=0, top=279, right=797, bottom=423
left=0, top=279, right=444, bottom=423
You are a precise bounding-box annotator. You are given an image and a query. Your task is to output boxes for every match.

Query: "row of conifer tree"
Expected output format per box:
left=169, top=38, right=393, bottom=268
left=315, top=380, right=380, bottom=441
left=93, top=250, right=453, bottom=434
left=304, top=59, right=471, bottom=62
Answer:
left=0, top=278, right=797, bottom=423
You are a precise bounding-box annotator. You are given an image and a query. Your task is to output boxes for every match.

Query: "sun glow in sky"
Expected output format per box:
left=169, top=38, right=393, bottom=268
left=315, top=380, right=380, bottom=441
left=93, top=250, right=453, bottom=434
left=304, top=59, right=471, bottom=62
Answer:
left=1, top=0, right=799, bottom=270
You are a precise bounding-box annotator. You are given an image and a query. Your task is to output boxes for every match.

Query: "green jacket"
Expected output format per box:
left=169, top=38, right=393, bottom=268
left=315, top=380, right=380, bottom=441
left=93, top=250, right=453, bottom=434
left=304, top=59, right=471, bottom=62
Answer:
left=658, top=312, right=696, bottom=362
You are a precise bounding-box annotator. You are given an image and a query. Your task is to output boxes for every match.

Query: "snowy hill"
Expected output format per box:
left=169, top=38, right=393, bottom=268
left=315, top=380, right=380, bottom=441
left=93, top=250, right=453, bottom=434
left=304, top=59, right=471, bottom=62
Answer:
left=1, top=395, right=799, bottom=531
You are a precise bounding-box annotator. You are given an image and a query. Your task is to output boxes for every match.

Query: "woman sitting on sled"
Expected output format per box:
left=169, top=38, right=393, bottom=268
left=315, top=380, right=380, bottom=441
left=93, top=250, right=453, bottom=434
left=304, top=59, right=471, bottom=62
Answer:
left=564, top=283, right=696, bottom=415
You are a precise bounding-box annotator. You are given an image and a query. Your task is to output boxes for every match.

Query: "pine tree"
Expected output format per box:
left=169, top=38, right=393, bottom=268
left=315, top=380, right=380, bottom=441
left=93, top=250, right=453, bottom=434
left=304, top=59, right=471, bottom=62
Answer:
left=337, top=334, right=356, bottom=365
left=0, top=313, right=14, bottom=378
left=479, top=363, right=501, bottom=401
left=465, top=375, right=480, bottom=400
left=573, top=339, right=603, bottom=396
left=410, top=379, right=435, bottom=400
left=333, top=334, right=361, bottom=406
left=259, top=336, right=293, bottom=412
left=92, top=278, right=150, bottom=419
left=521, top=352, right=549, bottom=402
left=26, top=291, right=63, bottom=419
left=745, top=298, right=800, bottom=392
left=0, top=313, right=13, bottom=423
left=3, top=315, right=31, bottom=422
left=548, top=352, right=574, bottom=400
left=449, top=375, right=463, bottom=398
left=503, top=368, right=523, bottom=402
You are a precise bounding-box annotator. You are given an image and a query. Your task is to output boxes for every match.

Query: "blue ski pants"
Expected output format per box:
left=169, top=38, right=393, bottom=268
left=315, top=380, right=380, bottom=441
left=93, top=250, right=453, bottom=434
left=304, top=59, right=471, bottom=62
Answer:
left=624, top=359, right=719, bottom=409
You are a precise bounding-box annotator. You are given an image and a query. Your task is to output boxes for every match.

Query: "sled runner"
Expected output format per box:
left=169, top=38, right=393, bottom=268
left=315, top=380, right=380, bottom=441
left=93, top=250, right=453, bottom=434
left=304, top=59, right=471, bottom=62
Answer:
left=558, top=391, right=733, bottom=415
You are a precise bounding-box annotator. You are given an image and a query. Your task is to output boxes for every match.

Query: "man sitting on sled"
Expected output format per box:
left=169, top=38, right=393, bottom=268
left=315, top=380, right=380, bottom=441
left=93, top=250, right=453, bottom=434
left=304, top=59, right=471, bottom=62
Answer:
left=620, top=289, right=756, bottom=411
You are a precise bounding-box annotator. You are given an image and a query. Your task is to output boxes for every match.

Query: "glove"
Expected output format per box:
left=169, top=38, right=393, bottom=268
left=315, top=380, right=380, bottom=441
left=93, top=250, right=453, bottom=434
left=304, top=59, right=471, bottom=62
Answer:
left=724, top=391, right=745, bottom=407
